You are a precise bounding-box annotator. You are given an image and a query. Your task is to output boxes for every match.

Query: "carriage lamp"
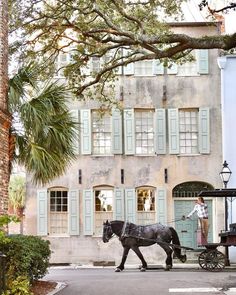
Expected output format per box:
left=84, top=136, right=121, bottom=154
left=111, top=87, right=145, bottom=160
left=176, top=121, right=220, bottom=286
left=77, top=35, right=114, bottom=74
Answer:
left=219, top=160, right=232, bottom=266
left=219, top=161, right=232, bottom=189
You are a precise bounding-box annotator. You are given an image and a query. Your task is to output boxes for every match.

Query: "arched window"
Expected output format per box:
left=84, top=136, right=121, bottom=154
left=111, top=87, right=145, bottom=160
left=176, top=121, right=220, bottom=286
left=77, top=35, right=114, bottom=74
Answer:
left=48, top=187, right=68, bottom=235
left=94, top=186, right=114, bottom=235
left=136, top=186, right=155, bottom=225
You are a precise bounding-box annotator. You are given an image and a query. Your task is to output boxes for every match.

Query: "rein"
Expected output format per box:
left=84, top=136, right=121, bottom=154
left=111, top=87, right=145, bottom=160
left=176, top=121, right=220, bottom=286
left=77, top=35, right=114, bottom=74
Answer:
left=122, top=234, right=193, bottom=251
left=166, top=216, right=186, bottom=225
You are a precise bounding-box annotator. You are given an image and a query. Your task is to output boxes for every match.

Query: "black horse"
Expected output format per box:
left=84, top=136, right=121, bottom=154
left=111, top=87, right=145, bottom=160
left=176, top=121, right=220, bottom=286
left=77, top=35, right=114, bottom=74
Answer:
left=102, top=220, right=187, bottom=272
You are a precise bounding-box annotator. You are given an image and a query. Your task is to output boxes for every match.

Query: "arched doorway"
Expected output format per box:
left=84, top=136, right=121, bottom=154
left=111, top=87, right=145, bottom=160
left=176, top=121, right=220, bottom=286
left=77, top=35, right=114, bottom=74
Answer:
left=173, top=181, right=214, bottom=249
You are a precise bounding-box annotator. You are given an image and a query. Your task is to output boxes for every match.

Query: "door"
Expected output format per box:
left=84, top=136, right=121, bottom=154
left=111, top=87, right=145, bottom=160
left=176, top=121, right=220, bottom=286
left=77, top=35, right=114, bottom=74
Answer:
left=174, top=200, right=213, bottom=249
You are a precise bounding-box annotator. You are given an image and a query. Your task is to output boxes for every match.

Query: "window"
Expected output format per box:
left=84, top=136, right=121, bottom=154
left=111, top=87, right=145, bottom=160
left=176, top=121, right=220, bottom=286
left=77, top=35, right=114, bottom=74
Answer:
left=179, top=109, right=198, bottom=154
left=135, top=110, right=154, bottom=155
left=49, top=189, right=68, bottom=235
left=92, top=111, right=112, bottom=155
left=94, top=188, right=113, bottom=235
left=137, top=187, right=155, bottom=225
left=134, top=60, right=153, bottom=76
left=178, top=51, right=198, bottom=76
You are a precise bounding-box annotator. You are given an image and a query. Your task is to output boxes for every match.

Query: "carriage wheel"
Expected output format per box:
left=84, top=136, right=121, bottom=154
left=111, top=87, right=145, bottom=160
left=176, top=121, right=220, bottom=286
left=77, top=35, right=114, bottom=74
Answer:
left=198, top=249, right=226, bottom=272
left=198, top=250, right=208, bottom=270
left=204, top=250, right=226, bottom=272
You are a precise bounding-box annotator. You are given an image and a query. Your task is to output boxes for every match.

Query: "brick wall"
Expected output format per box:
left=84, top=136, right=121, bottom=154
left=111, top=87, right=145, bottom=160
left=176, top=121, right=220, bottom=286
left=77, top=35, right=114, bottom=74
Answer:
left=0, top=0, right=11, bottom=215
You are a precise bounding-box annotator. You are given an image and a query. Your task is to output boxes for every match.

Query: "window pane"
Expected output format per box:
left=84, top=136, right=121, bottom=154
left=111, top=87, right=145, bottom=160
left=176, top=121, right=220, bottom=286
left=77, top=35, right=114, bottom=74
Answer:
left=135, top=110, right=154, bottom=155
left=179, top=109, right=199, bottom=154
left=49, top=190, right=68, bottom=235
left=95, top=189, right=113, bottom=212
left=92, top=111, right=112, bottom=155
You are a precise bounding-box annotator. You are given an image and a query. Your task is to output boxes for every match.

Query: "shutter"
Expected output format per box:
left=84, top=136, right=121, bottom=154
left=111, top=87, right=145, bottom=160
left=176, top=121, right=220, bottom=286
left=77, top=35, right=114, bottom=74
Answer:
left=81, top=109, right=91, bottom=155
left=152, top=60, right=164, bottom=75
left=113, top=189, right=124, bottom=220
left=125, top=189, right=136, bottom=223
left=69, top=190, right=79, bottom=235
left=155, top=109, right=166, bottom=154
left=124, top=109, right=135, bottom=155
left=198, top=49, right=209, bottom=74
left=37, top=190, right=48, bottom=236
left=167, top=63, right=178, bottom=74
left=112, top=109, right=123, bottom=154
left=156, top=188, right=167, bottom=224
left=123, top=49, right=134, bottom=75
left=70, top=110, right=80, bottom=154
left=199, top=108, right=210, bottom=154
left=83, top=189, right=94, bottom=235
left=168, top=109, right=179, bottom=154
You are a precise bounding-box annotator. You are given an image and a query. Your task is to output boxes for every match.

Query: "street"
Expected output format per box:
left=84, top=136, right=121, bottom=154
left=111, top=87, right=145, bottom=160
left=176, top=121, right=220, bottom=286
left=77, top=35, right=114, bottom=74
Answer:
left=45, top=266, right=236, bottom=295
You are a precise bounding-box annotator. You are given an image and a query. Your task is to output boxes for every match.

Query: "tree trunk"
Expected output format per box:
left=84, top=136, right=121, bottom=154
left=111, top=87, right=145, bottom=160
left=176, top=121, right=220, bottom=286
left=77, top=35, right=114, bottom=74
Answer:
left=0, top=0, right=11, bottom=215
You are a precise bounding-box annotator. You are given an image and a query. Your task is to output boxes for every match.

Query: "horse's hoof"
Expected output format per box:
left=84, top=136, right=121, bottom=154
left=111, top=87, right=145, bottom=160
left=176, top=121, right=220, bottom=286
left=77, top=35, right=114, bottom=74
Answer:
left=140, top=267, right=146, bottom=272
left=164, top=265, right=172, bottom=271
left=115, top=268, right=122, bottom=272
left=181, top=255, right=187, bottom=263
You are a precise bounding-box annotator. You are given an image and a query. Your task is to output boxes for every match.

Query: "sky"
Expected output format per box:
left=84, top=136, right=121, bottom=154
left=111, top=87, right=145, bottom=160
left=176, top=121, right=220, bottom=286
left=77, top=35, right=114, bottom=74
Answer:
left=225, top=11, right=236, bottom=33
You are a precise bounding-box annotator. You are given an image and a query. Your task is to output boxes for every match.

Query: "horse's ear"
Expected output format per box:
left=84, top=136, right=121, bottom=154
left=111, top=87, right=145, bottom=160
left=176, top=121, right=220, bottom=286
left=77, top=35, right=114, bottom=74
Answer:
left=105, top=220, right=109, bottom=225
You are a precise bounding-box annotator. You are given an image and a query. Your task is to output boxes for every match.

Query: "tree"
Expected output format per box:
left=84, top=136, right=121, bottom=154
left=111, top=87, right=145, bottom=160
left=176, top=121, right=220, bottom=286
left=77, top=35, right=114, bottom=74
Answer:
left=8, top=175, right=26, bottom=233
left=8, top=63, right=78, bottom=185
left=8, top=0, right=236, bottom=101
left=8, top=175, right=25, bottom=212
left=199, top=1, right=236, bottom=14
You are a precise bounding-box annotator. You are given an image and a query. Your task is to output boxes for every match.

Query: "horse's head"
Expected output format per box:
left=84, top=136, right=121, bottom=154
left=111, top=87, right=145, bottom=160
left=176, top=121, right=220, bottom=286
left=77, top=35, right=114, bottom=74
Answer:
left=102, top=220, right=113, bottom=243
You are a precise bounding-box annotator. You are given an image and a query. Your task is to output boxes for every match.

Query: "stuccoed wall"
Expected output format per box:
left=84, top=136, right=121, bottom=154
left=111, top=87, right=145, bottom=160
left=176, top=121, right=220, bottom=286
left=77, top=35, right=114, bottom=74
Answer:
left=24, top=24, right=225, bottom=265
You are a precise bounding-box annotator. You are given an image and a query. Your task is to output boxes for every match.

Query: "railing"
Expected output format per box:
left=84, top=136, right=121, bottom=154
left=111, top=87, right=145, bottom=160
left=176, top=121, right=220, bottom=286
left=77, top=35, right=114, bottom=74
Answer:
left=0, top=252, right=6, bottom=295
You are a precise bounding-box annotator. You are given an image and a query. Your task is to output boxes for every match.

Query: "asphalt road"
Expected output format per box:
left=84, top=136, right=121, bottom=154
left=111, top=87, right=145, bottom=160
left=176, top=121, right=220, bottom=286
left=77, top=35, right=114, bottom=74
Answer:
left=45, top=266, right=236, bottom=295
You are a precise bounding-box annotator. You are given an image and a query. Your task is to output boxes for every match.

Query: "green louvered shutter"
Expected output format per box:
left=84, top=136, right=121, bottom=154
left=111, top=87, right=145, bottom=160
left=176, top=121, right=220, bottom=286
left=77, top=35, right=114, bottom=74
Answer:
left=124, top=109, right=135, bottom=155
left=70, top=110, right=80, bottom=154
left=198, top=49, right=209, bottom=74
left=125, top=189, right=136, bottom=222
left=152, top=60, right=164, bottom=75
left=69, top=190, right=79, bottom=235
left=83, top=189, right=94, bottom=235
left=168, top=109, right=179, bottom=154
left=112, top=109, right=123, bottom=154
left=37, top=190, right=48, bottom=236
left=199, top=108, right=210, bottom=154
left=81, top=109, right=91, bottom=154
left=155, top=109, right=166, bottom=154
left=113, top=189, right=124, bottom=220
left=156, top=188, right=167, bottom=224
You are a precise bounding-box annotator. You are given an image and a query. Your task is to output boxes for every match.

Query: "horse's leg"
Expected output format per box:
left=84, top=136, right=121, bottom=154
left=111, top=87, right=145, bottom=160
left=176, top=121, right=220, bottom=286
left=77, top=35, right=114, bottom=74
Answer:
left=159, top=244, right=173, bottom=271
left=131, top=246, right=148, bottom=272
left=115, top=246, right=130, bottom=272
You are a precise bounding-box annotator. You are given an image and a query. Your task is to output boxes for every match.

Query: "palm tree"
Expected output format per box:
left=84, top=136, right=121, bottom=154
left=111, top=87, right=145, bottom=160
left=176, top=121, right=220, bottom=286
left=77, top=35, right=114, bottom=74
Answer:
left=8, top=63, right=78, bottom=185
left=8, top=175, right=26, bottom=233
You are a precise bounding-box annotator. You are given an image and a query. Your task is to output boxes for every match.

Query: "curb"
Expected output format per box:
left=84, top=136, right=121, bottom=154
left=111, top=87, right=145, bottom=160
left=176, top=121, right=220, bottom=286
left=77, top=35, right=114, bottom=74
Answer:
left=47, top=282, right=67, bottom=295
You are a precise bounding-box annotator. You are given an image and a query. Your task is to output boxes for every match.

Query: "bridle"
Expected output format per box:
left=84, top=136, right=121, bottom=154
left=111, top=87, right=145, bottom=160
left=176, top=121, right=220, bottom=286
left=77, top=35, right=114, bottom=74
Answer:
left=103, top=221, right=114, bottom=243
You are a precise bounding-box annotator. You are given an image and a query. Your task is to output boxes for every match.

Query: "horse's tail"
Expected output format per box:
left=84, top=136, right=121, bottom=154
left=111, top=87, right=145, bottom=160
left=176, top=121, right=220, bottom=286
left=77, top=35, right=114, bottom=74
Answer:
left=169, top=227, right=187, bottom=263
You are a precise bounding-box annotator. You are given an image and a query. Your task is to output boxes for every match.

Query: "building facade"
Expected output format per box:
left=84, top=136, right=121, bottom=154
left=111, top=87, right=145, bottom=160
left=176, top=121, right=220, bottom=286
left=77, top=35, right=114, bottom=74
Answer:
left=218, top=55, right=236, bottom=263
left=25, top=23, right=225, bottom=265
left=0, top=0, right=11, bottom=215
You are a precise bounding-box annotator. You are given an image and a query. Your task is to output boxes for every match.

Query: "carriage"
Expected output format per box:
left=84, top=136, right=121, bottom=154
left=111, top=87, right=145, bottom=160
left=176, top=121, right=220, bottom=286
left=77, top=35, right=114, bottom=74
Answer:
left=197, top=222, right=236, bottom=271
left=102, top=220, right=236, bottom=272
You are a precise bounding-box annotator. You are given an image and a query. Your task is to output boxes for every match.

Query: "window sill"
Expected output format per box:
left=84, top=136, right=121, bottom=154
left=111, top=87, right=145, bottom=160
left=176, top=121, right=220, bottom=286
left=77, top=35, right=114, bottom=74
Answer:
left=177, top=153, right=201, bottom=157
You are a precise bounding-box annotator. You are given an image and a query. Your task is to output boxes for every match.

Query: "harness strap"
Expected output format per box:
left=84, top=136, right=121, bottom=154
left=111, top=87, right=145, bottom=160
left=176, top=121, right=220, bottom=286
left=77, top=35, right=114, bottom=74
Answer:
left=120, top=221, right=130, bottom=240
